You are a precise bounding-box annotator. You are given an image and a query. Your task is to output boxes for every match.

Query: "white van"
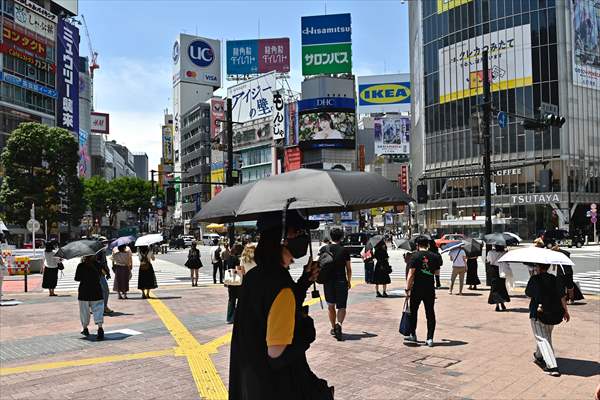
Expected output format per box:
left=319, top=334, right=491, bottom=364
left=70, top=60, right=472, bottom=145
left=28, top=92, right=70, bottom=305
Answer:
left=202, top=233, right=220, bottom=246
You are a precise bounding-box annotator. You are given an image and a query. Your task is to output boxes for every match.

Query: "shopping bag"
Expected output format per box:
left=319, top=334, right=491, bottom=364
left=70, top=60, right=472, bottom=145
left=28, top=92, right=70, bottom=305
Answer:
left=224, top=269, right=242, bottom=286
left=398, top=298, right=412, bottom=336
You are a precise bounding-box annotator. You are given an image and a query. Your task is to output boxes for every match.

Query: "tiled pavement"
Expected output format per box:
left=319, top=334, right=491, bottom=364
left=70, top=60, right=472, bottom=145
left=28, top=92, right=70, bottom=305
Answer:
left=1, top=275, right=599, bottom=400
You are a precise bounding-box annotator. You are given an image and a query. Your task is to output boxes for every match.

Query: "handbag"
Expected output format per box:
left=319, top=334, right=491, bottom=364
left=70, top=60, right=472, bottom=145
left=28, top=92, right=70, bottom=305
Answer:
left=57, top=262, right=64, bottom=271
left=224, top=269, right=242, bottom=286
left=398, top=298, right=412, bottom=336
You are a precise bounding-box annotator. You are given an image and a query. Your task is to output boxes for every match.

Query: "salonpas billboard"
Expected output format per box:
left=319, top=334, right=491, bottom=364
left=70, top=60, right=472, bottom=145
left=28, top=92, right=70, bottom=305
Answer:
left=438, top=24, right=532, bottom=104
left=301, top=13, right=352, bottom=75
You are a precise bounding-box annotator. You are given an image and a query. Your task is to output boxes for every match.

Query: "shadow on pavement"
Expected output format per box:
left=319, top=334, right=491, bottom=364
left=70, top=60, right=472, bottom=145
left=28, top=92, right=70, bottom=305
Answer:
left=105, top=311, right=134, bottom=317
left=505, top=307, right=530, bottom=313
left=569, top=302, right=587, bottom=306
left=342, top=331, right=378, bottom=341
left=555, top=358, right=600, bottom=377
left=126, top=296, right=182, bottom=300
left=435, top=339, right=468, bottom=347
left=456, top=293, right=482, bottom=297
left=81, top=332, right=136, bottom=342
left=511, top=294, right=528, bottom=299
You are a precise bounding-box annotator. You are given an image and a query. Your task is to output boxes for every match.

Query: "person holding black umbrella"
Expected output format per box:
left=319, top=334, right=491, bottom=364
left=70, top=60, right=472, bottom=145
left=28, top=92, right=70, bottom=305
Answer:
left=487, top=245, right=510, bottom=311
left=228, top=210, right=333, bottom=399
left=466, top=255, right=481, bottom=290
left=373, top=241, right=391, bottom=297
left=75, top=255, right=105, bottom=340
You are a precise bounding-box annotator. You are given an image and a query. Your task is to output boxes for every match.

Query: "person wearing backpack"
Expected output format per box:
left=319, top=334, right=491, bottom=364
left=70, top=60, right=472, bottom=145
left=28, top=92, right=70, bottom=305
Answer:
left=525, top=263, right=570, bottom=377
left=320, top=228, right=352, bottom=341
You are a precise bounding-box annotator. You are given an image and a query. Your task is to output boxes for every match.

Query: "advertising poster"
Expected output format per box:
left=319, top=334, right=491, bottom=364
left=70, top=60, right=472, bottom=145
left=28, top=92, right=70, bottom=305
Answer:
left=210, top=98, right=225, bottom=139
left=173, top=34, right=221, bottom=88
left=438, top=24, right=532, bottom=104
left=299, top=111, right=355, bottom=141
left=284, top=146, right=302, bottom=172
left=226, top=38, right=290, bottom=76
left=373, top=117, right=410, bottom=155
left=227, top=71, right=275, bottom=123
left=210, top=162, right=224, bottom=198
left=57, top=19, right=79, bottom=133
left=13, top=0, right=56, bottom=40
left=572, top=0, right=600, bottom=90
left=272, top=91, right=285, bottom=140
left=162, top=125, right=174, bottom=165
left=357, top=73, right=411, bottom=113
left=78, top=128, right=89, bottom=178
left=284, top=101, right=298, bottom=146
left=399, top=164, right=409, bottom=194
left=301, top=13, right=352, bottom=75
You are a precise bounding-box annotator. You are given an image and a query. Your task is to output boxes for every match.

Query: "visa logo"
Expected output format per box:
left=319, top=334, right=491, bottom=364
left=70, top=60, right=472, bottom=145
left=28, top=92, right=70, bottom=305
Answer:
left=359, top=83, right=411, bottom=104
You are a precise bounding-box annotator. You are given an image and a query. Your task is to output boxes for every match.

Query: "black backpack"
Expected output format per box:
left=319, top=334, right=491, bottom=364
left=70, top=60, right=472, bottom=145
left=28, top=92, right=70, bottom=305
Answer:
left=536, top=275, right=565, bottom=326
left=316, top=245, right=336, bottom=284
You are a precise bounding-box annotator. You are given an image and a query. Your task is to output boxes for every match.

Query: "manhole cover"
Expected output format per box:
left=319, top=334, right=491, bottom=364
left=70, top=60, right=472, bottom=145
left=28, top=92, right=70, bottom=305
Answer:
left=414, top=355, right=460, bottom=368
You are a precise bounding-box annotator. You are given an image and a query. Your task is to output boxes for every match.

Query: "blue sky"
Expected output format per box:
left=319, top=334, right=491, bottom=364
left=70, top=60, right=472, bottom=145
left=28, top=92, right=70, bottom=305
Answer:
left=81, top=0, right=409, bottom=170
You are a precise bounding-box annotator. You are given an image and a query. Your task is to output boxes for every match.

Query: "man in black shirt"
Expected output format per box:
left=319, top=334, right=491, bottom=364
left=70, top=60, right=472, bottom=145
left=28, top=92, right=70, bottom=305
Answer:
left=525, top=263, right=570, bottom=377
left=405, top=236, right=442, bottom=347
left=323, top=228, right=352, bottom=341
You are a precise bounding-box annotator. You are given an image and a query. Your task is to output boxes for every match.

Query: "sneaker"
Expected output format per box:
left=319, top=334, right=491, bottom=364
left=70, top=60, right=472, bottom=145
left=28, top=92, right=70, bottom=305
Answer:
left=545, top=367, right=561, bottom=377
left=96, top=327, right=104, bottom=341
left=426, top=339, right=434, bottom=347
left=533, top=353, right=546, bottom=369
left=334, top=323, right=343, bottom=341
left=81, top=328, right=89, bottom=336
left=404, top=334, right=417, bottom=343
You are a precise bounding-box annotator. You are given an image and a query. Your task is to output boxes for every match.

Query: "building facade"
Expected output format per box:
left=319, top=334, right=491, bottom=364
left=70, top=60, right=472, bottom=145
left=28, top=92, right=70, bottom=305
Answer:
left=409, top=0, right=600, bottom=239
left=133, top=152, right=148, bottom=180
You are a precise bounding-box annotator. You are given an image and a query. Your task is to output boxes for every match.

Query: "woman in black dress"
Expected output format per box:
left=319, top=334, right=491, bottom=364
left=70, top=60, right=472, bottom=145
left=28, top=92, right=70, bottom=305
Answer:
left=373, top=242, right=391, bottom=297
left=42, top=241, right=60, bottom=296
left=466, top=255, right=481, bottom=290
left=185, top=241, right=203, bottom=287
left=137, top=246, right=157, bottom=299
left=487, top=245, right=510, bottom=311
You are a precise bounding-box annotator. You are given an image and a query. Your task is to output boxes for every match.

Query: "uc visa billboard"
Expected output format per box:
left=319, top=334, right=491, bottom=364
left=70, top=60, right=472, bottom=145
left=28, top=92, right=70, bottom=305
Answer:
left=226, top=38, right=290, bottom=76
left=357, top=74, right=411, bottom=114
left=57, top=18, right=80, bottom=134
left=173, top=33, right=221, bottom=88
left=301, top=13, right=352, bottom=75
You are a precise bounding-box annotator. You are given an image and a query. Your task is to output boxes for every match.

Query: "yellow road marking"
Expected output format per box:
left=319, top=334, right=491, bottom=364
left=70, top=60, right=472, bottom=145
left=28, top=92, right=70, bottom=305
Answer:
left=202, top=332, right=232, bottom=354
left=0, top=348, right=175, bottom=376
left=147, top=298, right=228, bottom=400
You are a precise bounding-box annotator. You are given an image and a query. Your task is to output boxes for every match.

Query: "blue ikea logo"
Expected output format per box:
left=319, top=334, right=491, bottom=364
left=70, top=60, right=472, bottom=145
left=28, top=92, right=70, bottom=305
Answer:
left=358, top=82, right=411, bottom=106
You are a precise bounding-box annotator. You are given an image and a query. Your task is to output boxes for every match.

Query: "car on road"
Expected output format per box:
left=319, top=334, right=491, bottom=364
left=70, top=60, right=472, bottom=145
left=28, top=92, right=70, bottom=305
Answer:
left=182, top=235, right=195, bottom=247
left=542, top=229, right=585, bottom=248
left=202, top=233, right=220, bottom=246
left=342, top=232, right=374, bottom=258
left=435, top=234, right=465, bottom=249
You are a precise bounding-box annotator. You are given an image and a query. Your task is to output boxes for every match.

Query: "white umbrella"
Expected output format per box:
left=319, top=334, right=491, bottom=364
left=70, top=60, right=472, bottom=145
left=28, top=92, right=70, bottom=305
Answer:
left=135, top=234, right=163, bottom=247
left=498, top=247, right=574, bottom=266
left=503, top=232, right=522, bottom=243
left=0, top=220, right=8, bottom=232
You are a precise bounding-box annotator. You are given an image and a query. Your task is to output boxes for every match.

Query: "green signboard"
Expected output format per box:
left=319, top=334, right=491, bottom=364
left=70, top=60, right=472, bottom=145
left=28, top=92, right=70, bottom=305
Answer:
left=302, top=43, right=352, bottom=75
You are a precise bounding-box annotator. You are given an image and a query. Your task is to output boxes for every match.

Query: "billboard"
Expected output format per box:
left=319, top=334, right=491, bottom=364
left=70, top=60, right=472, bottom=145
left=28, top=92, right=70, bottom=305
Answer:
left=91, top=112, right=109, bottom=134
left=284, top=146, right=302, bottom=171
left=162, top=125, right=174, bottom=165
left=438, top=24, right=532, bottom=104
left=227, top=71, right=275, bottom=123
left=399, top=164, right=409, bottom=194
left=78, top=128, right=89, bottom=178
left=210, top=162, right=224, bottom=198
left=3, top=25, right=46, bottom=57
left=301, top=13, right=352, bottom=75
left=272, top=91, right=285, bottom=140
left=57, top=19, right=79, bottom=133
left=437, top=0, right=472, bottom=13
left=299, top=110, right=355, bottom=141
left=572, top=0, right=600, bottom=90
left=284, top=101, right=299, bottom=146
left=13, top=0, right=56, bottom=40
left=373, top=117, right=410, bottom=155
left=210, top=98, right=225, bottom=139
left=226, top=38, right=290, bottom=76
left=357, top=74, right=411, bottom=113
left=173, top=34, right=221, bottom=88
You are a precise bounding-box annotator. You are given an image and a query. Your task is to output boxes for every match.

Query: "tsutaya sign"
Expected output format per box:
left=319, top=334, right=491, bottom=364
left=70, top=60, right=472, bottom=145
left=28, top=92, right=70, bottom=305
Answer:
left=510, top=193, right=560, bottom=205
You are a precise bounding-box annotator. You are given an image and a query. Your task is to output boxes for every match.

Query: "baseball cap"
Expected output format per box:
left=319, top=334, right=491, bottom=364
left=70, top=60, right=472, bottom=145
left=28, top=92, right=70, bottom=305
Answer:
left=256, top=210, right=320, bottom=232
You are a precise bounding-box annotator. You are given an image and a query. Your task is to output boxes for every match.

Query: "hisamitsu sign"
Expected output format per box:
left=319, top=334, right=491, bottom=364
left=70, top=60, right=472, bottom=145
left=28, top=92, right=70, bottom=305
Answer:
left=301, top=13, right=352, bottom=76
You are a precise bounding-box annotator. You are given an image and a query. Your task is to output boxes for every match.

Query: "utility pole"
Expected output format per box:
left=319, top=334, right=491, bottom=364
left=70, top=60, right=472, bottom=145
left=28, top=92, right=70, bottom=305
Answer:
left=482, top=50, right=493, bottom=240
left=226, top=98, right=235, bottom=245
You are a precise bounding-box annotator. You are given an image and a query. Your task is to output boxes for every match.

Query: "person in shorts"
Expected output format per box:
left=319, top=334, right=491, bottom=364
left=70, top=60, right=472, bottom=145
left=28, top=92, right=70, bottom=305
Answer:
left=323, top=228, right=352, bottom=341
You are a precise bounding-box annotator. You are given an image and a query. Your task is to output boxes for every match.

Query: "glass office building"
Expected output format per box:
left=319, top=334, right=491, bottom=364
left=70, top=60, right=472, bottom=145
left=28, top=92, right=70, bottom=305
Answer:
left=409, top=0, right=600, bottom=239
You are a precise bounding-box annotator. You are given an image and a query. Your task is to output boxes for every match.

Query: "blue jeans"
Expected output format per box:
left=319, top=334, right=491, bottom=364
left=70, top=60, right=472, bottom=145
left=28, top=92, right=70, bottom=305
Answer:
left=100, top=276, right=109, bottom=309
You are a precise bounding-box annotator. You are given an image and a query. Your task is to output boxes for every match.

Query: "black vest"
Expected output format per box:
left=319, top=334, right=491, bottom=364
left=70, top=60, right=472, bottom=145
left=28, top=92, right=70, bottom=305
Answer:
left=228, top=264, right=332, bottom=400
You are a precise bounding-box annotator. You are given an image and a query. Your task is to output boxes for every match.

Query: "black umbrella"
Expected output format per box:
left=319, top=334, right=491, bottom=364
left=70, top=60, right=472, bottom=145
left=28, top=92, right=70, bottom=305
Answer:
left=56, top=240, right=105, bottom=260
left=366, top=235, right=384, bottom=252
left=194, top=169, right=413, bottom=223
left=484, top=233, right=519, bottom=247
left=394, top=238, right=416, bottom=251
left=462, top=238, right=482, bottom=257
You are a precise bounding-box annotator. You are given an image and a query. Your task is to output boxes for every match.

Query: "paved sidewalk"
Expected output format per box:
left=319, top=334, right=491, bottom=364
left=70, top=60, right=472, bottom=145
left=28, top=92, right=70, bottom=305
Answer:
left=1, top=275, right=598, bottom=399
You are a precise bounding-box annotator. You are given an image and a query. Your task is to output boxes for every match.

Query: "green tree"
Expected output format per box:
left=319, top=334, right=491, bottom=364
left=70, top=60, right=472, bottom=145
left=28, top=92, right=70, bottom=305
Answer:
left=0, top=123, right=83, bottom=226
left=110, top=177, right=155, bottom=217
left=83, top=176, right=110, bottom=219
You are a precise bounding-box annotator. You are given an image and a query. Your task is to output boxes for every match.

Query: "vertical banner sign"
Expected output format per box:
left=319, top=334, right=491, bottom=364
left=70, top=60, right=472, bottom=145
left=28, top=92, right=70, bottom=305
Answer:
left=227, top=72, right=275, bottom=123
left=57, top=19, right=80, bottom=134
left=399, top=164, right=409, bottom=194
left=210, top=98, right=225, bottom=139
left=301, top=13, right=352, bottom=75
left=272, top=91, right=285, bottom=140
left=284, top=101, right=298, bottom=146
left=78, top=129, right=89, bottom=178
left=572, top=0, right=600, bottom=90
left=162, top=125, right=174, bottom=165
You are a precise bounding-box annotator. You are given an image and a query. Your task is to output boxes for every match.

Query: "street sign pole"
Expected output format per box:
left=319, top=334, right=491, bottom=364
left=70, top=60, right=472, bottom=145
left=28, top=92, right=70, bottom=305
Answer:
left=482, top=51, right=493, bottom=245
left=31, top=203, right=36, bottom=257
left=226, top=97, right=235, bottom=246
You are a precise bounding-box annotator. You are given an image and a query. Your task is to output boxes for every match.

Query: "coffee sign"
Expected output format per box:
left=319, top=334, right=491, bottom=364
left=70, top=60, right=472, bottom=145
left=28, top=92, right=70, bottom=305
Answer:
left=510, top=193, right=560, bottom=205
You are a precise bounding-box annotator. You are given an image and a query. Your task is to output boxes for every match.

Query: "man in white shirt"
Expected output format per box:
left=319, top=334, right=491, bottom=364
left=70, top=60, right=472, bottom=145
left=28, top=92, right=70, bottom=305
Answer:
left=449, top=246, right=467, bottom=295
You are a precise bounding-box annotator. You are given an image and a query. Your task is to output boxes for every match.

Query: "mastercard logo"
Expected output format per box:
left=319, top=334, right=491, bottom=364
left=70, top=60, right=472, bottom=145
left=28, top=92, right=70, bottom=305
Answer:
left=186, top=70, right=197, bottom=78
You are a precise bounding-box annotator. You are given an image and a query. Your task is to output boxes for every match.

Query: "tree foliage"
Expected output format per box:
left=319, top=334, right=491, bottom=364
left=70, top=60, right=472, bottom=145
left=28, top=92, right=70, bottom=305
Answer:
left=0, top=123, right=84, bottom=226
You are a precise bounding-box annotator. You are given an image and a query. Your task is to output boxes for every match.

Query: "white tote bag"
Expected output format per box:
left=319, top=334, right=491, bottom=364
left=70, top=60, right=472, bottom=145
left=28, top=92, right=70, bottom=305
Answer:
left=224, top=269, right=243, bottom=286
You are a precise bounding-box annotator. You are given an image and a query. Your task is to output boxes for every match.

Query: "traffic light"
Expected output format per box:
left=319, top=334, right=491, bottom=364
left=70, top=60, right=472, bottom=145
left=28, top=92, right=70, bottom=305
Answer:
left=166, top=187, right=176, bottom=206
left=417, top=184, right=428, bottom=204
left=544, top=114, right=566, bottom=128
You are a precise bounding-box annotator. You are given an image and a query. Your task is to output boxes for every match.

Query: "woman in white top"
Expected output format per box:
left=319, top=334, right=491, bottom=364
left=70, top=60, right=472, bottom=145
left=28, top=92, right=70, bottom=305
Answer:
left=486, top=245, right=511, bottom=311
left=42, top=241, right=61, bottom=296
left=112, top=245, right=133, bottom=299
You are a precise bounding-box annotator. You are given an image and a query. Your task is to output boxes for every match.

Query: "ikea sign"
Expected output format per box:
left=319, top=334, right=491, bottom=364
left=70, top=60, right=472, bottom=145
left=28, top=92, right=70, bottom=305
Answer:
left=357, top=74, right=411, bottom=114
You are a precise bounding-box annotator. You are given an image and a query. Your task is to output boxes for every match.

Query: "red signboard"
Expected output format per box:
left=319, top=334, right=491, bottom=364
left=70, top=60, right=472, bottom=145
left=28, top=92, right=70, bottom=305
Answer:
left=399, top=164, right=409, bottom=194
left=210, top=98, right=225, bottom=140
left=91, top=112, right=110, bottom=134
left=0, top=43, right=55, bottom=72
left=284, top=147, right=302, bottom=172
left=258, top=38, right=290, bottom=74
left=3, top=25, right=46, bottom=57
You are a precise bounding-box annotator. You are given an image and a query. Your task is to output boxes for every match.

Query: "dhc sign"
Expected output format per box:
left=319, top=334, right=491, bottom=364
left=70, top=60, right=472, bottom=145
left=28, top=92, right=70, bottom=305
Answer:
left=358, top=82, right=411, bottom=105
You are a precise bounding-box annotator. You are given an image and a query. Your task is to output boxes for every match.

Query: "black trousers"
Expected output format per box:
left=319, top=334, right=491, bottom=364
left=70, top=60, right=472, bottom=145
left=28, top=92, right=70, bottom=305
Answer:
left=409, top=288, right=436, bottom=340
left=213, top=261, right=224, bottom=283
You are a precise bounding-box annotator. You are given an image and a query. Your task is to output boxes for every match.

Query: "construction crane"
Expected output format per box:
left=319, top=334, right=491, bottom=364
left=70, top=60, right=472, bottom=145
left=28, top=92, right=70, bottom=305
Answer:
left=80, top=14, right=99, bottom=79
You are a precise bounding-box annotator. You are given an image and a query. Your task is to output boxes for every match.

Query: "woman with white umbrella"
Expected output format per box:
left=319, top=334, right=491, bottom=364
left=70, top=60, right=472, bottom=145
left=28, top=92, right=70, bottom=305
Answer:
left=135, top=234, right=162, bottom=299
left=486, top=245, right=511, bottom=311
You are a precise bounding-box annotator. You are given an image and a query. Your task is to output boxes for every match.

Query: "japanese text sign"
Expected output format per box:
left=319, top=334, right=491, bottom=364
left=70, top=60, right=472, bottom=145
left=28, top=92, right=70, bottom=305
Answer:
left=227, top=72, right=275, bottom=123
left=272, top=91, right=285, bottom=140
left=3, top=25, right=46, bottom=57
left=57, top=19, right=80, bottom=133
left=226, top=38, right=290, bottom=76
left=0, top=71, right=56, bottom=97
left=14, top=1, right=56, bottom=40
left=0, top=43, right=55, bottom=72
left=301, top=13, right=352, bottom=76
